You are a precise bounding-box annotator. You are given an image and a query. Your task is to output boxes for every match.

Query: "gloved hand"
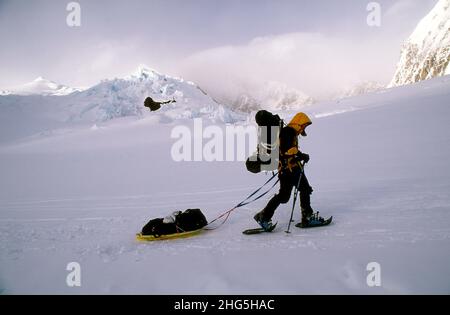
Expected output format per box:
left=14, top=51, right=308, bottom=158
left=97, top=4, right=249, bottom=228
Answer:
left=296, top=152, right=310, bottom=164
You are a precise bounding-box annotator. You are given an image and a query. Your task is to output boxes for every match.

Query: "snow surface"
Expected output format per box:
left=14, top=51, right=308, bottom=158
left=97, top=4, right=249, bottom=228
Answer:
left=0, top=76, right=450, bottom=294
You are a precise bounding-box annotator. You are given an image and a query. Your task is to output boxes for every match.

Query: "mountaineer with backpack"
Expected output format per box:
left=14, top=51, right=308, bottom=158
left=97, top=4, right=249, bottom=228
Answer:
left=248, top=111, right=330, bottom=232
left=137, top=109, right=331, bottom=241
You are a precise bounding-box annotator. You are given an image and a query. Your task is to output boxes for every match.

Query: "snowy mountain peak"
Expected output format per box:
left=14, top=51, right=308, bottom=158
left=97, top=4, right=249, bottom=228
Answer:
left=3, top=77, right=80, bottom=96
left=128, top=64, right=161, bottom=80
left=25, top=77, right=60, bottom=90
left=390, top=0, right=450, bottom=87
left=67, top=65, right=243, bottom=123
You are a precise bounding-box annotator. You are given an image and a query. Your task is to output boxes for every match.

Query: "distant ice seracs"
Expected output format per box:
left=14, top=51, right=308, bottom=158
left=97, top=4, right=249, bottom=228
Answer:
left=231, top=81, right=315, bottom=113
left=335, top=81, right=384, bottom=100
left=70, top=65, right=244, bottom=123
left=230, top=80, right=387, bottom=113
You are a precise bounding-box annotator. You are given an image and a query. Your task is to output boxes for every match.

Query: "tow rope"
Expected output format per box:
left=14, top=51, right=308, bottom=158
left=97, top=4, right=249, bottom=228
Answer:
left=205, top=173, right=280, bottom=230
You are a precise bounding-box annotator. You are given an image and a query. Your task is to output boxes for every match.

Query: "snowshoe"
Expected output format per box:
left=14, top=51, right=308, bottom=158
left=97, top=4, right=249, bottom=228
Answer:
left=296, top=212, right=332, bottom=229
left=243, top=213, right=278, bottom=235
left=243, top=222, right=278, bottom=235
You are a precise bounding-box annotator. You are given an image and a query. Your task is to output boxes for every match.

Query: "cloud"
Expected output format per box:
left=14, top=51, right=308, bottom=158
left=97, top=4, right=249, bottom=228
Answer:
left=385, top=0, right=424, bottom=18
left=383, top=0, right=437, bottom=36
left=51, top=40, right=145, bottom=87
left=179, top=32, right=396, bottom=101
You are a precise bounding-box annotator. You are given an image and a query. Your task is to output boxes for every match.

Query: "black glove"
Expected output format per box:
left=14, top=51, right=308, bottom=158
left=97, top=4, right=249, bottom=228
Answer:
left=296, top=152, right=310, bottom=164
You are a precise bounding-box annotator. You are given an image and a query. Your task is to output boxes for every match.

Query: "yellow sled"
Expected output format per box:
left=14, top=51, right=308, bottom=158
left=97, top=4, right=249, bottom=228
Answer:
left=136, top=229, right=204, bottom=242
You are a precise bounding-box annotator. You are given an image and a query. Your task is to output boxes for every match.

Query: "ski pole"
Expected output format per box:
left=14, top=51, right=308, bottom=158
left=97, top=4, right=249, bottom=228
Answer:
left=285, top=163, right=304, bottom=234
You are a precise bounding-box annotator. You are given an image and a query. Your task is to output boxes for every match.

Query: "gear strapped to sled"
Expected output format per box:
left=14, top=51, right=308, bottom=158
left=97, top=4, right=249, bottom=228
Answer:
left=136, top=173, right=281, bottom=241
left=138, top=209, right=208, bottom=241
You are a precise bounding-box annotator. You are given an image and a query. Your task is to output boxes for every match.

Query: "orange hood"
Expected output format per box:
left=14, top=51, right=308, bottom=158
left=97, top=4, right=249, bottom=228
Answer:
left=288, top=113, right=312, bottom=136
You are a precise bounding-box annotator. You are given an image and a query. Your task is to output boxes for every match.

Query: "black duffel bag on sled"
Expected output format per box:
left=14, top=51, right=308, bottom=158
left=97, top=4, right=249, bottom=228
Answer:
left=140, top=209, right=208, bottom=239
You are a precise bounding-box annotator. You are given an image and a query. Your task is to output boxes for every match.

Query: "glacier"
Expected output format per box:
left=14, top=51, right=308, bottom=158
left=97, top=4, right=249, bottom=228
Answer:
left=0, top=74, right=449, bottom=294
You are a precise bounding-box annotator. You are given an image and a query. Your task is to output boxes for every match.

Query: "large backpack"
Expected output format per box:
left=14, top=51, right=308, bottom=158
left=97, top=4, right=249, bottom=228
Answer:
left=141, top=209, right=208, bottom=237
left=246, top=110, right=283, bottom=174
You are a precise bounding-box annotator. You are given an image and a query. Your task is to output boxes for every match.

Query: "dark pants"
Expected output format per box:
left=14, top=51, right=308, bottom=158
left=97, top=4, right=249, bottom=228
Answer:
left=259, top=168, right=313, bottom=221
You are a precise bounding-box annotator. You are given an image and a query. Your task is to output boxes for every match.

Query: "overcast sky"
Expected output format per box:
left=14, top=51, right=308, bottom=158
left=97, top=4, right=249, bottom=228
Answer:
left=0, top=0, right=437, bottom=99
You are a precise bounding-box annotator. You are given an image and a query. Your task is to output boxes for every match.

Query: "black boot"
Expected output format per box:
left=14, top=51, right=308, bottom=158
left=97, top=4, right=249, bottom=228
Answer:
left=297, top=211, right=325, bottom=228
left=298, top=207, right=313, bottom=227
left=254, top=212, right=274, bottom=232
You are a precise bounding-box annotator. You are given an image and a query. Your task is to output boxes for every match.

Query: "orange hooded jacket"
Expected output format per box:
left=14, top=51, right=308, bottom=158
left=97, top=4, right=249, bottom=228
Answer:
left=278, top=113, right=312, bottom=171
